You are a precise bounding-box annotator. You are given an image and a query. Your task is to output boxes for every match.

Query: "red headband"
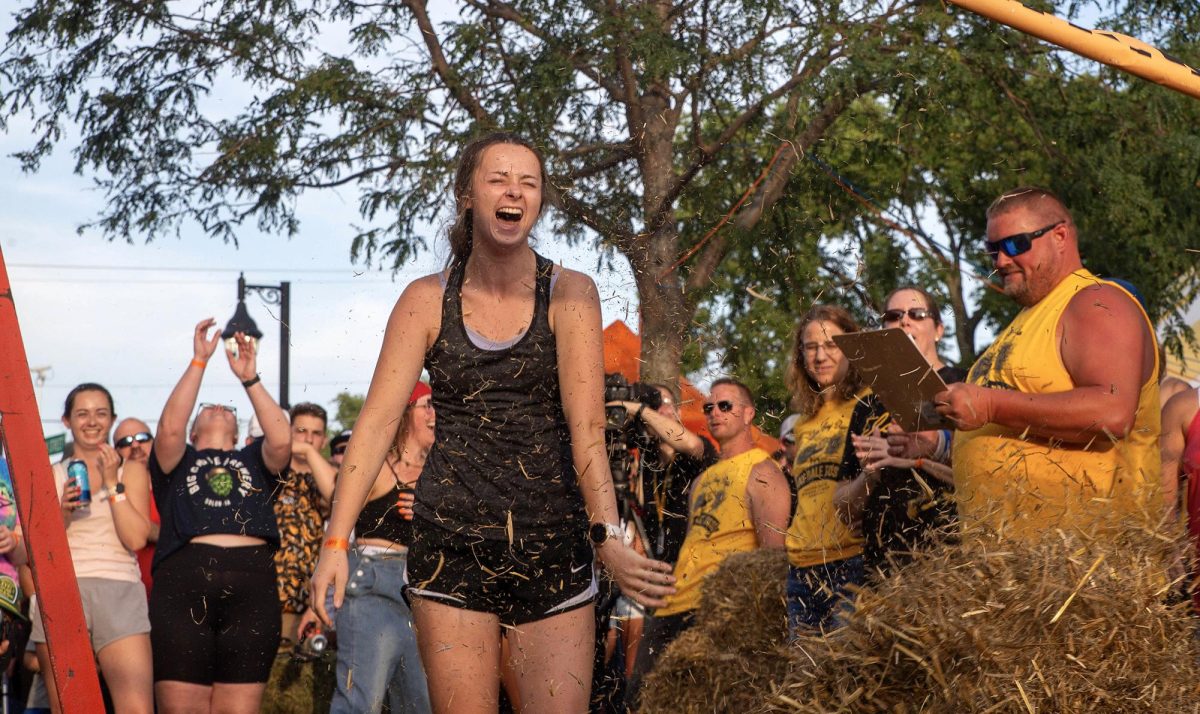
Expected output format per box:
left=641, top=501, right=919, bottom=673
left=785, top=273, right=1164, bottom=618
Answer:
left=408, top=381, right=432, bottom=405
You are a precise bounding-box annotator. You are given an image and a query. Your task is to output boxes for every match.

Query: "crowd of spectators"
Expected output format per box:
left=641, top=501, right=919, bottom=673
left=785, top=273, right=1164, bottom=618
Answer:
left=1, top=162, right=1195, bottom=714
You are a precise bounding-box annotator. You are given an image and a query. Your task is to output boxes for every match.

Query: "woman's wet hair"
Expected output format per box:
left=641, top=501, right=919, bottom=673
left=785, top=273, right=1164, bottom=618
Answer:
left=446, top=131, right=551, bottom=266
left=63, top=382, right=115, bottom=419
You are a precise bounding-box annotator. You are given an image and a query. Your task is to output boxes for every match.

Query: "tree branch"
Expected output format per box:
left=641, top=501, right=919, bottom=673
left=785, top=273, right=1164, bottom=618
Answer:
left=684, top=89, right=856, bottom=296
left=403, top=0, right=492, bottom=125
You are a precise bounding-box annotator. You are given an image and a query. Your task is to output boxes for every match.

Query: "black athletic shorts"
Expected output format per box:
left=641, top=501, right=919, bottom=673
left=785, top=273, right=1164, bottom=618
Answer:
left=149, top=543, right=281, bottom=684
left=405, top=519, right=596, bottom=626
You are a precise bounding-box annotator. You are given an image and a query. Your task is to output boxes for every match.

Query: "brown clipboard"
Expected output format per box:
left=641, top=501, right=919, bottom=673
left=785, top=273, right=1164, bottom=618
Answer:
left=831, top=328, right=952, bottom=432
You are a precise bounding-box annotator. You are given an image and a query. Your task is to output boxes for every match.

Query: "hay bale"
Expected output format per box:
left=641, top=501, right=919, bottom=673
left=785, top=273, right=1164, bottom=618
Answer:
left=770, top=526, right=1200, bottom=713
left=693, top=548, right=789, bottom=648
left=641, top=549, right=790, bottom=714
left=641, top=528, right=1200, bottom=713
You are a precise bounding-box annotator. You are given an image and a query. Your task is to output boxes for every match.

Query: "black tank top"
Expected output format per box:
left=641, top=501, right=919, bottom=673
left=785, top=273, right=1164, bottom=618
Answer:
left=416, top=252, right=586, bottom=540
left=354, top=482, right=414, bottom=545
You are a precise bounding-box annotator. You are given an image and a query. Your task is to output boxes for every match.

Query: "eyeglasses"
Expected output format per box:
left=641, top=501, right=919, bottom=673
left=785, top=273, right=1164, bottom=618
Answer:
left=881, top=307, right=934, bottom=325
left=702, top=400, right=737, bottom=415
left=114, top=432, right=152, bottom=449
left=802, top=341, right=841, bottom=356
left=985, top=221, right=1062, bottom=259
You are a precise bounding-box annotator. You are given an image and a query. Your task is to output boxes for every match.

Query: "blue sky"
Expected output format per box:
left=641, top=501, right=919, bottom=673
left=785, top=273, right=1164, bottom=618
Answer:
left=0, top=113, right=642, bottom=437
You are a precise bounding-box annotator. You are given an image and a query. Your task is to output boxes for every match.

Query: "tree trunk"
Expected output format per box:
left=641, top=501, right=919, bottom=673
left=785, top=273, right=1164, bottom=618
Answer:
left=945, top=265, right=977, bottom=366
left=631, top=226, right=690, bottom=386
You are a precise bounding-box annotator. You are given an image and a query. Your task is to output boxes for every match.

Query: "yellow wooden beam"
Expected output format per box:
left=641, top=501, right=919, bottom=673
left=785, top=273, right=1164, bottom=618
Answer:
left=948, top=0, right=1200, bottom=100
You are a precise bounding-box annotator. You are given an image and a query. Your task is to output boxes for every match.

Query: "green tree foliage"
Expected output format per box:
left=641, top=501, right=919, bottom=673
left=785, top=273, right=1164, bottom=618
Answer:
left=1, top=0, right=954, bottom=383
left=331, top=391, right=364, bottom=432
left=3, top=0, right=1196, bottom=404
left=699, top=4, right=1200, bottom=423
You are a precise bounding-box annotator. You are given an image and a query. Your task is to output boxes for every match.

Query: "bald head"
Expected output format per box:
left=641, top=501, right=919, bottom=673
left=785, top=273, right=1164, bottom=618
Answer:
left=114, top=417, right=154, bottom=465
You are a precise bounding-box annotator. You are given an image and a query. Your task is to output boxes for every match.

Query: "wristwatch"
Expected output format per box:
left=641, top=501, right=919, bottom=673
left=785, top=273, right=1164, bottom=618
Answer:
left=589, top=522, right=623, bottom=547
left=111, top=482, right=126, bottom=496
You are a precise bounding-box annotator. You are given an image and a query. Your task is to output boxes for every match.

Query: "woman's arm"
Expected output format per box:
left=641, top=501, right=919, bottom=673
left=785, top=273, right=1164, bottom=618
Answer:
left=551, top=269, right=675, bottom=608
left=226, top=332, right=291, bottom=474
left=156, top=319, right=222, bottom=474
left=98, top=445, right=153, bottom=551
left=310, top=275, right=441, bottom=624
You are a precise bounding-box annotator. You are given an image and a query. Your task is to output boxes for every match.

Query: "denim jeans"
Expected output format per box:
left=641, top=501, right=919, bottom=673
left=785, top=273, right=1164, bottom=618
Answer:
left=786, top=555, right=865, bottom=639
left=329, top=550, right=431, bottom=714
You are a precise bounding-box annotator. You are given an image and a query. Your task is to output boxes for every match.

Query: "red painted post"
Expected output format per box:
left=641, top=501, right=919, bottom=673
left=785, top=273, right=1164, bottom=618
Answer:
left=0, top=245, right=104, bottom=711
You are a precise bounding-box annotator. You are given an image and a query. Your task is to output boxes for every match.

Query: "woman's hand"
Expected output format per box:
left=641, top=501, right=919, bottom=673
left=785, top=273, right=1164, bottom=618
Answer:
left=310, top=548, right=349, bottom=628
left=596, top=540, right=676, bottom=609
left=225, top=331, right=259, bottom=382
left=193, top=318, right=221, bottom=361
left=883, top=424, right=939, bottom=460
left=296, top=608, right=322, bottom=642
left=60, top=476, right=83, bottom=520
left=96, top=444, right=121, bottom=489
left=0, top=526, right=18, bottom=556
left=396, top=489, right=416, bottom=520
left=852, top=429, right=892, bottom=473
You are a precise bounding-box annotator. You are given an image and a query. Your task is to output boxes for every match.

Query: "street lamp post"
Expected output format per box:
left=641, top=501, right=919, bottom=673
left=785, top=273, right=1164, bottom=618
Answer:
left=222, top=273, right=291, bottom=409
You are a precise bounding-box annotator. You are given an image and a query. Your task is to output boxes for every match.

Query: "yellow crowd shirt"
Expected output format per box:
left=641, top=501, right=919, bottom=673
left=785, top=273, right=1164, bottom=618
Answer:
left=657, top=447, right=772, bottom=617
left=953, top=269, right=1161, bottom=539
left=785, top=394, right=867, bottom=568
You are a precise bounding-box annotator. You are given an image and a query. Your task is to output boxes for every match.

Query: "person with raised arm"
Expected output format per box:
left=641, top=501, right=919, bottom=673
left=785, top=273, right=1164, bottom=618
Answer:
left=148, top=319, right=291, bottom=714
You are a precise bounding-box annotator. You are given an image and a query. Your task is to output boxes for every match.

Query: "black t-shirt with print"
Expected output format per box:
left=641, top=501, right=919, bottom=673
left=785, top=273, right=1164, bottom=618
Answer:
left=841, top=365, right=965, bottom=572
left=149, top=439, right=282, bottom=571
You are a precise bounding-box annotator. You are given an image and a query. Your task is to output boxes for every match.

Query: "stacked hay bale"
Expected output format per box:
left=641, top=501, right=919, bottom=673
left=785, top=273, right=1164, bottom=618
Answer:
left=640, top=548, right=792, bottom=713
left=643, top=527, right=1200, bottom=713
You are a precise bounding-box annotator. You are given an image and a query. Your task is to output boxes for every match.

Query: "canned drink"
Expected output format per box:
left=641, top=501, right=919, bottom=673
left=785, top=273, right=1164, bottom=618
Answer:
left=66, top=459, right=92, bottom=506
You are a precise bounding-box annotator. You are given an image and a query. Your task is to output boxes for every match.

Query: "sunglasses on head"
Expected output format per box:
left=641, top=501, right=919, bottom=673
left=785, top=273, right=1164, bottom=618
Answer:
left=114, top=432, right=152, bottom=449
left=702, top=400, right=737, bottom=415
left=197, top=403, right=238, bottom=419
left=881, top=307, right=933, bottom=324
left=985, top=221, right=1062, bottom=259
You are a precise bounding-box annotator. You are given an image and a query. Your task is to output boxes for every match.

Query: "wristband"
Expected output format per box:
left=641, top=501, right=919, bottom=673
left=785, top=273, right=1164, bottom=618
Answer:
left=113, top=493, right=128, bottom=504
left=323, top=537, right=350, bottom=551
left=915, top=458, right=924, bottom=471
left=190, top=358, right=207, bottom=369
left=241, top=375, right=262, bottom=389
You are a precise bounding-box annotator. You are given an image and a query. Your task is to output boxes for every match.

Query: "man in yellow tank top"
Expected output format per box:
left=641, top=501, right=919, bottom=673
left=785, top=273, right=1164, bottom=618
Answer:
left=938, top=187, right=1160, bottom=540
left=625, top=378, right=791, bottom=709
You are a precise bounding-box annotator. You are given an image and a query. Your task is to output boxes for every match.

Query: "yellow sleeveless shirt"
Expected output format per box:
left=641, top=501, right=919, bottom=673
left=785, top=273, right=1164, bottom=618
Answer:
left=953, top=269, right=1160, bottom=540
left=657, top=447, right=772, bottom=617
left=785, top=395, right=867, bottom=568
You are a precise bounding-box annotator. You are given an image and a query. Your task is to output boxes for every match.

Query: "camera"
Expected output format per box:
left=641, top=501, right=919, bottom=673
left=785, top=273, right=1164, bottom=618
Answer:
left=603, top=374, right=663, bottom=489
left=293, top=621, right=334, bottom=662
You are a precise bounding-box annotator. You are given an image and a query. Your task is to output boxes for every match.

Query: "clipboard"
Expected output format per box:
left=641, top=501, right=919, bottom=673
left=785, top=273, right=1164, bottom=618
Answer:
left=831, top=328, right=952, bottom=432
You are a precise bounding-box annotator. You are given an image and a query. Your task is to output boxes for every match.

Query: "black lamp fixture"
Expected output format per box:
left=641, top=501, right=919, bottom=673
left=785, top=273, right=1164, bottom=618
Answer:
left=222, top=273, right=291, bottom=408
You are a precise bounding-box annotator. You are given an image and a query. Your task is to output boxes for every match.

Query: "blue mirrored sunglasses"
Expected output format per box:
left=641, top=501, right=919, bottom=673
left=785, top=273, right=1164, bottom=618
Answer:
left=985, top=221, right=1062, bottom=259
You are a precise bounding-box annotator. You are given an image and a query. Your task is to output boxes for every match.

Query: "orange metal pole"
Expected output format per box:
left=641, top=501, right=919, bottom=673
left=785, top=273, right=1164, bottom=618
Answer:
left=948, top=0, right=1200, bottom=100
left=0, top=244, right=104, bottom=711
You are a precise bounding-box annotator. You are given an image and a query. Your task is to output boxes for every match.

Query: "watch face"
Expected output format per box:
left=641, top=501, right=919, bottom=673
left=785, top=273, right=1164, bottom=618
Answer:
left=589, top=522, right=607, bottom=545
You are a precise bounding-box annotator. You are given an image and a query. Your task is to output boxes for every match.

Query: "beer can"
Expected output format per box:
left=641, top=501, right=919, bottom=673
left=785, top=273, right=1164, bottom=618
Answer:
left=67, top=459, right=92, bottom=506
